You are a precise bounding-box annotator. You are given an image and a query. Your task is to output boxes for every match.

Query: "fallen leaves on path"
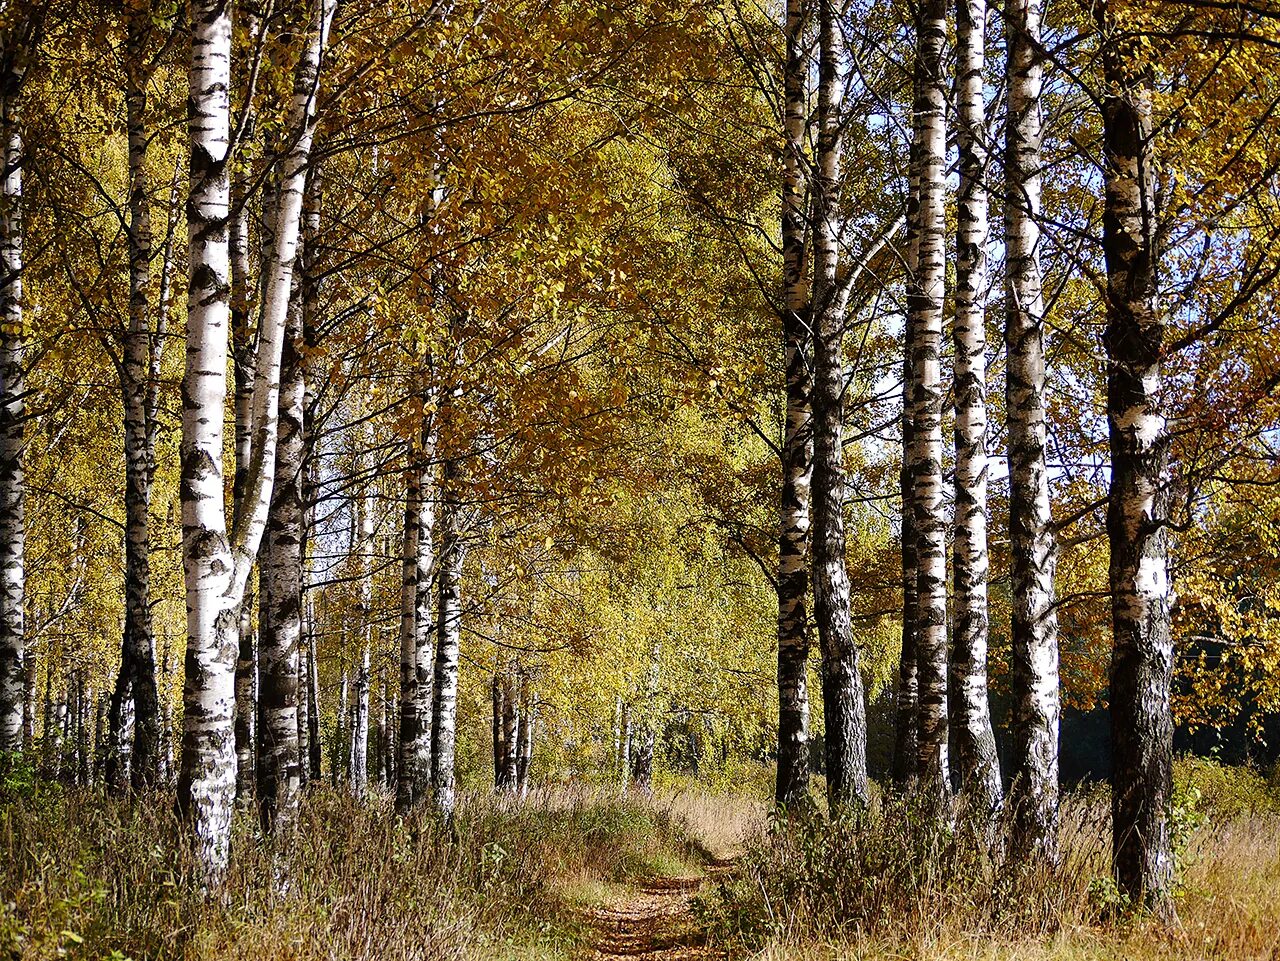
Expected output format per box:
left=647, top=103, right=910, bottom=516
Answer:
left=581, top=873, right=727, bottom=960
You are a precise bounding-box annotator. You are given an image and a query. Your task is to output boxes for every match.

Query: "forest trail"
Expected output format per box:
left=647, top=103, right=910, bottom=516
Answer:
left=579, top=859, right=733, bottom=960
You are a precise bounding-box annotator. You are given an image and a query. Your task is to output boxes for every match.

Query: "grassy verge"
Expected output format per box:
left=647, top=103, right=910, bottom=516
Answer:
left=0, top=780, right=721, bottom=961
left=697, top=760, right=1280, bottom=960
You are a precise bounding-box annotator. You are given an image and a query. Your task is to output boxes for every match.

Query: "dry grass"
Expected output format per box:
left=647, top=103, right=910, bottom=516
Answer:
left=0, top=781, right=707, bottom=961
left=4, top=769, right=1278, bottom=961
left=701, top=790, right=1280, bottom=961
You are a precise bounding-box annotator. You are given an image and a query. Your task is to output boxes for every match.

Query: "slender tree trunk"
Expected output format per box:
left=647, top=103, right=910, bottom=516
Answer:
left=396, top=441, right=438, bottom=810
left=296, top=632, right=310, bottom=789
left=774, top=0, right=813, bottom=812
left=232, top=166, right=258, bottom=803
left=0, top=45, right=29, bottom=755
left=21, top=641, right=35, bottom=753
left=906, top=0, right=951, bottom=810
left=501, top=671, right=519, bottom=792
left=1005, top=0, right=1060, bottom=861
left=431, top=458, right=466, bottom=820
left=1100, top=40, right=1173, bottom=911
left=517, top=685, right=535, bottom=797
left=116, top=6, right=161, bottom=788
left=951, top=0, right=1002, bottom=815
left=255, top=268, right=306, bottom=835
left=307, top=631, right=321, bottom=781
left=810, top=0, right=869, bottom=814
left=352, top=481, right=373, bottom=796
left=490, top=671, right=503, bottom=788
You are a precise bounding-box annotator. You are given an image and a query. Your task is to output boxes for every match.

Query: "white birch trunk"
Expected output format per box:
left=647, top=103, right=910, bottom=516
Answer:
left=255, top=264, right=306, bottom=834
left=179, top=0, right=334, bottom=879
left=431, top=457, right=466, bottom=819
left=1004, top=0, right=1060, bottom=860
left=352, top=479, right=373, bottom=796
left=811, top=0, right=868, bottom=813
left=774, top=0, right=813, bottom=812
left=908, top=0, right=951, bottom=809
left=952, top=0, right=1002, bottom=815
left=396, top=441, right=437, bottom=810
left=0, top=37, right=29, bottom=753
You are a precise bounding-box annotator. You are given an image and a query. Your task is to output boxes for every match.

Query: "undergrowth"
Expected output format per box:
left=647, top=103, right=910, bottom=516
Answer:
left=0, top=779, right=702, bottom=961
left=699, top=758, right=1280, bottom=960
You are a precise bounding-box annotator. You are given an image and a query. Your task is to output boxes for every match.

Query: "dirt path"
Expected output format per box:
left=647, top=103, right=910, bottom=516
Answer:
left=581, top=863, right=731, bottom=960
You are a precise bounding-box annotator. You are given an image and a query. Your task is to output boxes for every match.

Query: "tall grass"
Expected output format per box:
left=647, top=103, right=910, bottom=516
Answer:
left=0, top=781, right=704, bottom=961
left=701, top=777, right=1280, bottom=961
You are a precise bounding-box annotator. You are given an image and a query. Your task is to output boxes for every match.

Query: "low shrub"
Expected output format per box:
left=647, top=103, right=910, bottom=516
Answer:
left=1173, top=755, right=1280, bottom=820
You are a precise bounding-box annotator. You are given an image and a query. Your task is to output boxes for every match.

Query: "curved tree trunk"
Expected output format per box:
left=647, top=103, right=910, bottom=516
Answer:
left=1004, top=0, right=1060, bottom=862
left=255, top=271, right=306, bottom=835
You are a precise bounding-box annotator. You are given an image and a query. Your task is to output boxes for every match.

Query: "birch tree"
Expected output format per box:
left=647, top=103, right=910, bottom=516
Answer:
left=908, top=0, right=951, bottom=808
left=0, top=6, right=41, bottom=755
left=1004, top=0, right=1060, bottom=860
left=109, top=2, right=168, bottom=790
left=178, top=0, right=334, bottom=877
left=773, top=0, right=814, bottom=812
left=1100, top=23, right=1173, bottom=909
left=431, top=455, right=466, bottom=819
left=951, top=0, right=1002, bottom=814
left=810, top=0, right=868, bottom=812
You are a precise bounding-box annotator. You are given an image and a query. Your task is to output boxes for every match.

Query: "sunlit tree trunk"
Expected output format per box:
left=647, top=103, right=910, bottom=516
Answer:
left=179, top=0, right=331, bottom=880
left=501, top=671, right=519, bottom=792
left=352, top=480, right=373, bottom=796
left=255, top=273, right=305, bottom=835
left=811, top=0, right=868, bottom=814
left=232, top=169, right=258, bottom=804
left=907, top=0, right=951, bottom=809
left=773, top=0, right=813, bottom=812
left=396, top=432, right=437, bottom=811
left=952, top=0, right=1002, bottom=815
left=432, top=457, right=466, bottom=819
left=1101, top=39, right=1173, bottom=912
left=516, top=677, right=535, bottom=797
left=1004, top=0, right=1060, bottom=861
left=0, top=33, right=31, bottom=755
